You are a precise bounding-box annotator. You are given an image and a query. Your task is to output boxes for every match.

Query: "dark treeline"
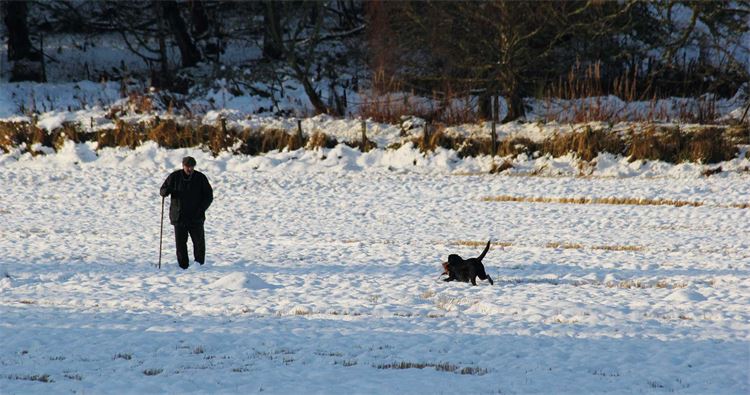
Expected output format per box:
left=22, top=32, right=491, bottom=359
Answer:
left=1, top=0, right=748, bottom=121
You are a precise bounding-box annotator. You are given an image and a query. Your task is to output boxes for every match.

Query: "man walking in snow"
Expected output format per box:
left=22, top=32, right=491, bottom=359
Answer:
left=160, top=156, right=214, bottom=270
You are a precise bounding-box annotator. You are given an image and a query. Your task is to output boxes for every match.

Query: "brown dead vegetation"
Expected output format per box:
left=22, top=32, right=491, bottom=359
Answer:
left=482, top=195, right=704, bottom=208
left=0, top=119, right=741, bottom=166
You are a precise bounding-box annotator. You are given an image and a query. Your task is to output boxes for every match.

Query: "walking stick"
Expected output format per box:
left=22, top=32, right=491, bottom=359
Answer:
left=158, top=196, right=165, bottom=269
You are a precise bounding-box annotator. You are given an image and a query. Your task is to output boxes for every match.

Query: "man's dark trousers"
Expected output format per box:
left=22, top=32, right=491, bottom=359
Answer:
left=174, top=223, right=205, bottom=269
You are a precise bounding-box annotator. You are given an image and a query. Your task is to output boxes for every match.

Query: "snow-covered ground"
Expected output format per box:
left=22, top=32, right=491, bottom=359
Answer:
left=1, top=142, right=748, bottom=394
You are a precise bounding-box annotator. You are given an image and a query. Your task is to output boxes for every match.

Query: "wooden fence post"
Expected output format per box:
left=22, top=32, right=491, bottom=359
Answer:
left=360, top=119, right=367, bottom=151
left=296, top=119, right=303, bottom=149
left=491, top=95, right=498, bottom=158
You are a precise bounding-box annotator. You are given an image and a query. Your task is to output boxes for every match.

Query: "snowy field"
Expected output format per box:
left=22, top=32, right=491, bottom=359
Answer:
left=1, top=143, right=749, bottom=394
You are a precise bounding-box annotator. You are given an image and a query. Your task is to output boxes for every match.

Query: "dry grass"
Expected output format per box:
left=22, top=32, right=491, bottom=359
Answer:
left=725, top=124, right=750, bottom=144
left=410, top=124, right=737, bottom=165
left=604, top=279, right=688, bottom=289
left=591, top=245, right=644, bottom=252
left=490, top=159, right=514, bottom=174
left=450, top=239, right=642, bottom=252
left=546, top=242, right=584, bottom=249
left=482, top=195, right=704, bottom=208
left=543, top=126, right=624, bottom=161
left=435, top=296, right=464, bottom=311
left=0, top=117, right=740, bottom=166
left=450, top=240, right=512, bottom=248
left=63, top=373, right=83, bottom=381
left=359, top=70, right=481, bottom=125
left=410, top=127, right=496, bottom=158
left=142, top=368, right=163, bottom=376
left=5, top=374, right=53, bottom=383
left=627, top=125, right=737, bottom=164
left=2, top=119, right=346, bottom=157
left=373, top=361, right=488, bottom=375
left=307, top=131, right=339, bottom=150
left=236, top=127, right=315, bottom=155
left=497, top=137, right=540, bottom=157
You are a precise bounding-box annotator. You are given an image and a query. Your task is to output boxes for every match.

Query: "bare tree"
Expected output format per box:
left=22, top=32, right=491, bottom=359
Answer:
left=384, top=1, right=647, bottom=122
left=263, top=1, right=365, bottom=115
left=162, top=1, right=201, bottom=68
left=2, top=0, right=44, bottom=82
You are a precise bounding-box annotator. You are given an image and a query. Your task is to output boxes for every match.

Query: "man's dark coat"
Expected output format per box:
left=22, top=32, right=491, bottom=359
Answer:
left=160, top=170, right=213, bottom=225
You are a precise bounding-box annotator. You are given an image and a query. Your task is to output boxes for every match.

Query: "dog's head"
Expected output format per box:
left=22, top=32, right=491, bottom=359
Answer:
left=441, top=254, right=463, bottom=275
left=447, top=254, right=463, bottom=266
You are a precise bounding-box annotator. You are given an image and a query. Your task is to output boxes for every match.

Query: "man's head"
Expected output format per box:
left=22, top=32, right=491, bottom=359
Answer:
left=182, top=156, right=196, bottom=175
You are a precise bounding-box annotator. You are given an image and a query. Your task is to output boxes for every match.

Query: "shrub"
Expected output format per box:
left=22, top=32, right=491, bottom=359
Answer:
left=0, top=117, right=740, bottom=165
left=307, top=131, right=338, bottom=150
left=686, top=127, right=737, bottom=163
left=543, top=126, right=625, bottom=161
left=628, top=125, right=736, bottom=164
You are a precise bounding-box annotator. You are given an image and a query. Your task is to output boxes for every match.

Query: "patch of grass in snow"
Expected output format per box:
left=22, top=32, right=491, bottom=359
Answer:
left=546, top=242, right=644, bottom=251
left=605, top=279, right=688, bottom=289
left=5, top=374, right=54, bottom=383
left=315, top=351, right=344, bottom=357
left=335, top=359, right=358, bottom=367
left=63, top=373, right=83, bottom=381
left=546, top=242, right=585, bottom=250
left=292, top=307, right=312, bottom=316
left=113, top=353, right=132, bottom=360
left=589, top=368, right=620, bottom=377
left=143, top=368, right=163, bottom=376
left=592, top=245, right=644, bottom=252
left=498, top=277, right=688, bottom=290
left=483, top=194, right=704, bottom=208
left=435, top=296, right=465, bottom=311
left=451, top=240, right=512, bottom=248
left=374, top=361, right=488, bottom=375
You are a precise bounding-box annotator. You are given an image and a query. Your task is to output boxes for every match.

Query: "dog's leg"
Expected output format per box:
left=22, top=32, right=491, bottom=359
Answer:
left=470, top=276, right=477, bottom=286
left=478, top=272, right=494, bottom=285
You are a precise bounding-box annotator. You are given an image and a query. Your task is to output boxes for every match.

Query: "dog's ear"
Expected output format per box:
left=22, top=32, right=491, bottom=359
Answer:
left=447, top=254, right=463, bottom=266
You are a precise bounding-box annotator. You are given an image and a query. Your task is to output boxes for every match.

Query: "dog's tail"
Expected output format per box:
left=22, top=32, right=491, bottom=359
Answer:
left=477, top=240, right=491, bottom=262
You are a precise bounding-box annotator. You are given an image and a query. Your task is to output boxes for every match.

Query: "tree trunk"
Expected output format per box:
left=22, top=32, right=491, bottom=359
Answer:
left=190, top=1, right=209, bottom=39
left=190, top=1, right=220, bottom=61
left=154, top=3, right=171, bottom=89
left=502, top=85, right=525, bottom=123
left=293, top=64, right=337, bottom=116
left=478, top=93, right=493, bottom=120
left=3, top=1, right=44, bottom=82
left=262, top=1, right=283, bottom=60
left=162, top=1, right=201, bottom=68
